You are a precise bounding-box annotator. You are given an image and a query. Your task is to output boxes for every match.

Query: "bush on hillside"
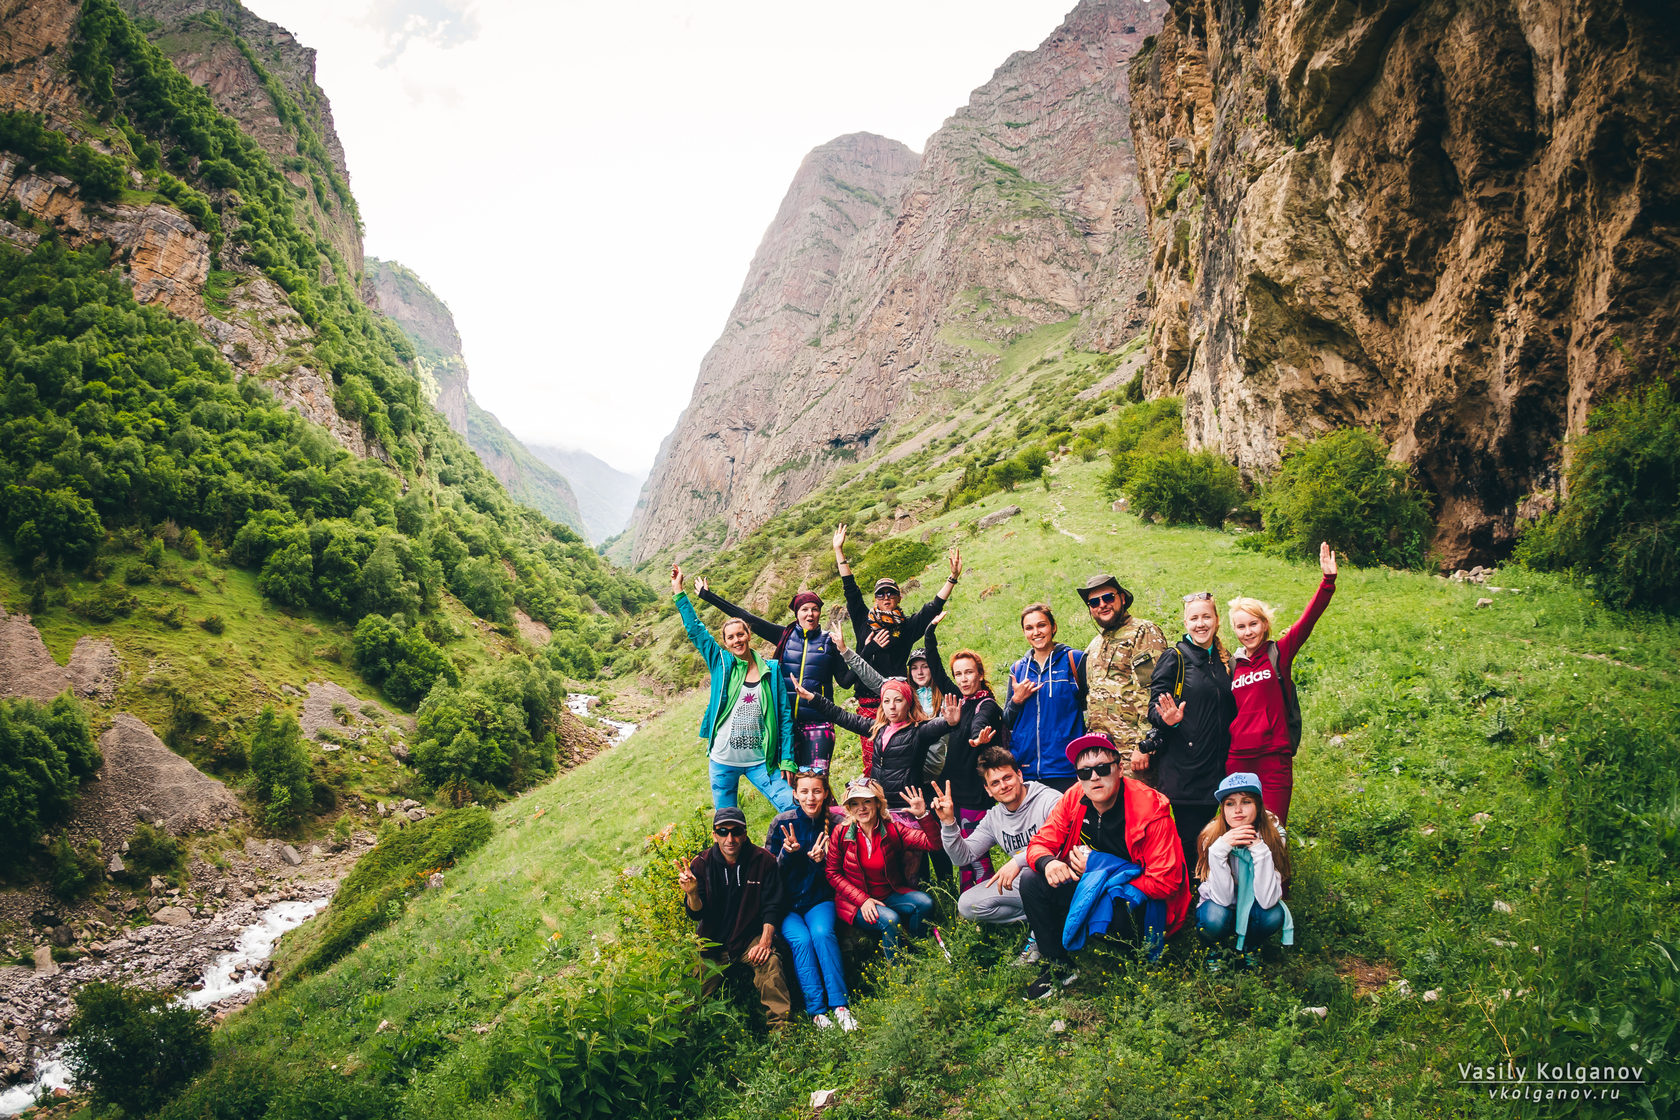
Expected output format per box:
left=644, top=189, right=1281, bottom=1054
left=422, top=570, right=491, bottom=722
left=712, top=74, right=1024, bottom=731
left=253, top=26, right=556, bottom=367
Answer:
left=857, top=538, right=938, bottom=592
left=412, top=659, right=566, bottom=802
left=0, top=695, right=100, bottom=866
left=289, top=806, right=493, bottom=979
left=63, top=981, right=211, bottom=1117
left=1125, top=448, right=1246, bottom=527
left=1512, top=378, right=1680, bottom=612
left=125, top=821, right=186, bottom=879
left=1102, top=398, right=1183, bottom=493
left=352, top=613, right=459, bottom=709
left=1245, top=429, right=1434, bottom=567
left=246, top=707, right=312, bottom=833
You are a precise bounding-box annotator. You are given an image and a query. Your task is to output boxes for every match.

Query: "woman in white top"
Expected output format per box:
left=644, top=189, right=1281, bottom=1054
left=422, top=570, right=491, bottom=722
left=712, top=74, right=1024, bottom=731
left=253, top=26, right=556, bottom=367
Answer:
left=1195, top=771, right=1293, bottom=971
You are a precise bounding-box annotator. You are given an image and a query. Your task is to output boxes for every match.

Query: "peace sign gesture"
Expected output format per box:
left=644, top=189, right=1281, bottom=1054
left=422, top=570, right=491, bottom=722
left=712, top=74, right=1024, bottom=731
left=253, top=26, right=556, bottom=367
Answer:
left=674, top=857, right=698, bottom=897
left=929, top=780, right=957, bottom=825
left=779, top=823, right=802, bottom=855
left=808, top=827, right=830, bottom=863
left=1154, top=693, right=1186, bottom=726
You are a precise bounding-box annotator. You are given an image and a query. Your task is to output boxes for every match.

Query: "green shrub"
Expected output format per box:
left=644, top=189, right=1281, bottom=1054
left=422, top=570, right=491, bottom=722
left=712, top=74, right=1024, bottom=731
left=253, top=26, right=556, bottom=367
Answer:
left=63, top=981, right=211, bottom=1116
left=1102, top=398, right=1183, bottom=493
left=50, top=833, right=104, bottom=899
left=0, top=695, right=100, bottom=864
left=126, top=821, right=185, bottom=878
left=68, top=582, right=138, bottom=622
left=856, top=538, right=937, bottom=590
left=1124, top=448, right=1245, bottom=527
left=198, top=613, right=225, bottom=634
left=246, top=707, right=312, bottom=832
left=1512, top=378, right=1680, bottom=611
left=1248, top=428, right=1434, bottom=567
left=290, top=807, right=493, bottom=978
left=352, top=614, right=459, bottom=709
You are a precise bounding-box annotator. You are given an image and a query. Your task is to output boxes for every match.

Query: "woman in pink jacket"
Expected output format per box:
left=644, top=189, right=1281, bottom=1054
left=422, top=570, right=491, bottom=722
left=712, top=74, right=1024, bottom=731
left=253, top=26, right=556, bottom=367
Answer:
left=1225, top=542, right=1337, bottom=825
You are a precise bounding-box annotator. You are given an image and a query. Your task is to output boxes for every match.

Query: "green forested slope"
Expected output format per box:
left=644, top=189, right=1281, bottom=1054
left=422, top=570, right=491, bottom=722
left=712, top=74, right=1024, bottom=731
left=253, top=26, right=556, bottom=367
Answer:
left=160, top=453, right=1679, bottom=1119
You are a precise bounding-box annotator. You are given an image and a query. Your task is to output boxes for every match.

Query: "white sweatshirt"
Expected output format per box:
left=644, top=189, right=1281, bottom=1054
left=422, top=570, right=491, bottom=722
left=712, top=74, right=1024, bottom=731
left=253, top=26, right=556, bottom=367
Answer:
left=1198, top=832, right=1284, bottom=909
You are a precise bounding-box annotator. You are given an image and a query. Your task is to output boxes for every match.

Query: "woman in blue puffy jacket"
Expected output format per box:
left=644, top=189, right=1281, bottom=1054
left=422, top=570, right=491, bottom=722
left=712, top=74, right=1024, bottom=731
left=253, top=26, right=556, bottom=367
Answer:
left=1000, top=602, right=1088, bottom=792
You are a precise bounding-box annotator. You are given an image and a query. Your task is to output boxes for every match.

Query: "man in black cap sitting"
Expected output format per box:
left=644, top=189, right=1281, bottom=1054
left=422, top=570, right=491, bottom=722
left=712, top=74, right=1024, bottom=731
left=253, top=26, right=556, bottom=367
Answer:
left=677, top=807, right=793, bottom=1028
left=1076, top=573, right=1168, bottom=781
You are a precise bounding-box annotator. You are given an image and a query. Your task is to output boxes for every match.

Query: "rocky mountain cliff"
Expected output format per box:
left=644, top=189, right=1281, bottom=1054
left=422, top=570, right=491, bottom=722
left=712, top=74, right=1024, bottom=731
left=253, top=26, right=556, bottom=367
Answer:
left=362, top=259, right=587, bottom=535
left=630, top=0, right=1166, bottom=563
left=1127, top=0, right=1680, bottom=564
left=526, top=445, right=644, bottom=547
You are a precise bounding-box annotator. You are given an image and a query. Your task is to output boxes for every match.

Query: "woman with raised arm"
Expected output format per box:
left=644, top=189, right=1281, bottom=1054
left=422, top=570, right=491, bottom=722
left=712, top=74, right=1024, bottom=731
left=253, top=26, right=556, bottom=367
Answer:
left=693, top=575, right=854, bottom=778
left=825, top=776, right=940, bottom=961
left=832, top=524, right=960, bottom=774
left=922, top=613, right=1010, bottom=890
left=1145, top=592, right=1237, bottom=878
left=671, top=565, right=795, bottom=813
left=1224, top=542, right=1338, bottom=825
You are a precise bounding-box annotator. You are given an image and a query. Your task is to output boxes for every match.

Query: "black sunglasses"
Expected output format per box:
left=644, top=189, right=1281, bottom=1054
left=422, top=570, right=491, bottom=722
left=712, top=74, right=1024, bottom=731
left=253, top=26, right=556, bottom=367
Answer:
left=714, top=825, right=746, bottom=838
left=1085, top=591, right=1118, bottom=607
left=1075, top=762, right=1116, bottom=780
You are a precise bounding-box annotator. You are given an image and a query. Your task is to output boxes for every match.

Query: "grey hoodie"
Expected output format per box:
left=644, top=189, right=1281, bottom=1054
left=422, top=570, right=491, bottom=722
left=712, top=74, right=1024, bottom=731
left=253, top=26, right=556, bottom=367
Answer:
left=938, top=781, right=1061, bottom=869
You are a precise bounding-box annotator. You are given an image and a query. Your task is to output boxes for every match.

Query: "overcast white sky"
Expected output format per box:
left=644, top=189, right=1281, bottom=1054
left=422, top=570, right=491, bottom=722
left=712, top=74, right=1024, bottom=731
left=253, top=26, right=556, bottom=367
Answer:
left=242, top=0, right=1078, bottom=476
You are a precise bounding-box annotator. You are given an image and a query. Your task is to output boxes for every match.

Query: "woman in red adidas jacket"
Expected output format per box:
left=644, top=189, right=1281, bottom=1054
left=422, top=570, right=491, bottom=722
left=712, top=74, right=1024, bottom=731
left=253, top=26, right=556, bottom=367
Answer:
left=1226, top=542, right=1337, bottom=825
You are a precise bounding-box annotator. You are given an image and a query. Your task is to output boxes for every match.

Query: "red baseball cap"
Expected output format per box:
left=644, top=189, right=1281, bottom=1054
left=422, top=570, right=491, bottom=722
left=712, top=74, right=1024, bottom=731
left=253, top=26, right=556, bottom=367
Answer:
left=1064, top=732, right=1120, bottom=769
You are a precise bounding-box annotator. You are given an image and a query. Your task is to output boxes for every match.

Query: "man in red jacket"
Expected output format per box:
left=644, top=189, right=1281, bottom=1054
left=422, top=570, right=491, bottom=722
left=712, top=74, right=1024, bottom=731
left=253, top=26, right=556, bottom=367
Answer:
left=1018, top=733, right=1191, bottom=998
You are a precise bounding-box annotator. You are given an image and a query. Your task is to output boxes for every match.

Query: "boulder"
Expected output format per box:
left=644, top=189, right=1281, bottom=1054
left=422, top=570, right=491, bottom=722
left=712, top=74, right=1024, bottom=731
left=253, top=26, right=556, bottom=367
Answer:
left=399, top=799, right=421, bottom=811
left=280, top=844, right=302, bottom=866
left=152, top=906, right=193, bottom=927
left=49, top=925, right=73, bottom=948
left=108, top=853, right=125, bottom=874
left=32, top=946, right=56, bottom=975
left=977, top=506, right=1022, bottom=529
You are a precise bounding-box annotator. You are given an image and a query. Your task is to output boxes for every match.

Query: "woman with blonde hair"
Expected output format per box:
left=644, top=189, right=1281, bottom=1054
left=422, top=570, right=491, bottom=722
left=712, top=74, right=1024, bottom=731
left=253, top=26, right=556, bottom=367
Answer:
left=824, top=776, right=939, bottom=959
left=1195, top=772, right=1293, bottom=971
left=1225, top=542, right=1338, bottom=824
left=1145, top=591, right=1237, bottom=877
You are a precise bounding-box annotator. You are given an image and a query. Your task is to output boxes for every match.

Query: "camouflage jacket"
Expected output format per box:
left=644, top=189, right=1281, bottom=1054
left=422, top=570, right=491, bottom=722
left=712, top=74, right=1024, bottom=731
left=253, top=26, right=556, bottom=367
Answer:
left=1083, top=616, right=1170, bottom=750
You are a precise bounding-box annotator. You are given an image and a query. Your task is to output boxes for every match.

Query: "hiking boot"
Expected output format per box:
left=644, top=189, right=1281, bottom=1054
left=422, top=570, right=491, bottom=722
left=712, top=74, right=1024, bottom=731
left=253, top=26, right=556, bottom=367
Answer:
left=834, top=1007, right=859, bottom=1032
left=1025, top=963, right=1078, bottom=1000
left=1017, top=934, right=1041, bottom=967
left=812, top=1013, right=835, bottom=1030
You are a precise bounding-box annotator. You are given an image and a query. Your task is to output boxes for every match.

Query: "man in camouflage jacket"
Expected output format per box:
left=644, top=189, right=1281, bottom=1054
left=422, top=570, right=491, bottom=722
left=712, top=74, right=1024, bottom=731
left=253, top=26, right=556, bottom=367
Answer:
left=1076, top=573, right=1168, bottom=780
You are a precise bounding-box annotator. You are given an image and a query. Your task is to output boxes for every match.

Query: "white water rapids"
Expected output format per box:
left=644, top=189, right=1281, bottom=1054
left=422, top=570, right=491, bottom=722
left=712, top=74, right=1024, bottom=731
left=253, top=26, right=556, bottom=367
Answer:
left=566, top=693, right=636, bottom=743
left=0, top=896, right=330, bottom=1116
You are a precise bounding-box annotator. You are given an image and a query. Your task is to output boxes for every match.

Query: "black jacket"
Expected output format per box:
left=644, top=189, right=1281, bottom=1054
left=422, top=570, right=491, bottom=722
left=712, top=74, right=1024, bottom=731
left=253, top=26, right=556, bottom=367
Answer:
left=923, top=622, right=1007, bottom=811
left=685, top=843, right=784, bottom=956
left=1146, top=639, right=1236, bottom=804
left=802, top=692, right=951, bottom=813
left=840, top=572, right=947, bottom=700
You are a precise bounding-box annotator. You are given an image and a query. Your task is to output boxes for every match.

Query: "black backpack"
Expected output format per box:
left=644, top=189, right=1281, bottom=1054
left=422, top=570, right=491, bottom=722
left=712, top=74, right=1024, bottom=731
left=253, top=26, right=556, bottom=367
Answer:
left=1267, top=642, right=1304, bottom=753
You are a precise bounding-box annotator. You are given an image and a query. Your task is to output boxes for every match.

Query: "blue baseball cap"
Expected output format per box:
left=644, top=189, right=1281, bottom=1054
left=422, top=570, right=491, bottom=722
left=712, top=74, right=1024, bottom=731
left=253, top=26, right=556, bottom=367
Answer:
left=1215, top=772, right=1263, bottom=802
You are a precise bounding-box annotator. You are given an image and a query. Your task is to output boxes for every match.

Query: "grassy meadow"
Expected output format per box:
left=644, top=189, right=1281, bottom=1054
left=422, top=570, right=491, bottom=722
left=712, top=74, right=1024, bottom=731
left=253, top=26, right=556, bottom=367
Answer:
left=155, top=453, right=1679, bottom=1119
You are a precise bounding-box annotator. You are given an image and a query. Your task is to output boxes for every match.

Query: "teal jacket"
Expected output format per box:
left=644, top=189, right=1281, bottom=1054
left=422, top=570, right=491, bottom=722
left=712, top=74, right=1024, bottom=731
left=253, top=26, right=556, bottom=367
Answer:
left=676, top=592, right=793, bottom=771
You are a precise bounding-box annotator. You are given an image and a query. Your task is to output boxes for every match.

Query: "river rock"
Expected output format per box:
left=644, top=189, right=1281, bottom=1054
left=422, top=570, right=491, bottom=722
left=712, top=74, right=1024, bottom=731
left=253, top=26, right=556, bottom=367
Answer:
left=977, top=506, right=1022, bottom=529
left=399, top=799, right=420, bottom=811
left=32, top=947, right=56, bottom=975
left=153, top=906, right=193, bottom=927
left=280, top=845, right=302, bottom=866
left=406, top=808, right=426, bottom=822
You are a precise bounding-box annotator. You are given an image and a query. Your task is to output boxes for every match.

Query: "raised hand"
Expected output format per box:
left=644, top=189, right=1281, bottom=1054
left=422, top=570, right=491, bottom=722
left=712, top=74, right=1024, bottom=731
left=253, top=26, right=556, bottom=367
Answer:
left=902, top=786, right=928, bottom=817
left=1154, top=693, right=1186, bottom=726
left=1010, top=676, right=1040, bottom=706
left=829, top=627, right=847, bottom=653
left=670, top=565, right=684, bottom=595
left=832, top=524, right=848, bottom=555
left=948, top=549, right=963, bottom=580
left=940, top=693, right=961, bottom=724
left=780, top=823, right=802, bottom=855
left=1320, top=541, right=1338, bottom=577
left=674, top=857, right=698, bottom=896
left=968, top=724, right=996, bottom=748
left=792, top=677, right=816, bottom=702
left=695, top=574, right=709, bottom=594
left=809, top=829, right=829, bottom=862
left=929, top=610, right=948, bottom=628
left=929, top=780, right=957, bottom=825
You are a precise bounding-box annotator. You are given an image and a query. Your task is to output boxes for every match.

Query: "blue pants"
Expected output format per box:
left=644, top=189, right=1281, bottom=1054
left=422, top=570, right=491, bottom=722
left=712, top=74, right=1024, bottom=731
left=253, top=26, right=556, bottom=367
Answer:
left=853, top=890, right=935, bottom=961
left=1196, top=898, right=1285, bottom=949
left=709, top=758, right=794, bottom=813
left=782, top=902, right=848, bottom=1017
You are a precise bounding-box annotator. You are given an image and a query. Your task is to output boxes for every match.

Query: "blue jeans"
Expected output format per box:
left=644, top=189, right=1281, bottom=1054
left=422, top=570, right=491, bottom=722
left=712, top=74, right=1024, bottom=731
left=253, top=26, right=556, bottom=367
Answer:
left=1196, top=899, right=1285, bottom=948
left=853, top=890, right=935, bottom=961
left=782, top=902, right=848, bottom=1017
left=709, top=758, right=795, bottom=813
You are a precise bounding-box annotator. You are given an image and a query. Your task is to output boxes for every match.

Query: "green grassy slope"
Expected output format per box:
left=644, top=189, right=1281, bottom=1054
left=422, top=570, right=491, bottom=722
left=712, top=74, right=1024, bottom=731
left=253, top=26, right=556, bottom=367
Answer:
left=186, top=454, right=1679, bottom=1119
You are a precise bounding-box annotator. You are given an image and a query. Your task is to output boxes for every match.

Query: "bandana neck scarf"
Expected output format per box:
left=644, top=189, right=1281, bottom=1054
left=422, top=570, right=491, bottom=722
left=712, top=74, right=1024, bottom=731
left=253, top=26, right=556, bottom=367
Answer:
left=869, top=606, right=906, bottom=634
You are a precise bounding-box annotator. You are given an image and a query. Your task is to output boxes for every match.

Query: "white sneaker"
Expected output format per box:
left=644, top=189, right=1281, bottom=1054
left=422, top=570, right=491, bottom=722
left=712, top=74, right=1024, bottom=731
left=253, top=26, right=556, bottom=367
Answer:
left=833, top=1007, right=859, bottom=1032
left=812, top=1013, right=835, bottom=1030
left=1017, top=934, right=1041, bottom=966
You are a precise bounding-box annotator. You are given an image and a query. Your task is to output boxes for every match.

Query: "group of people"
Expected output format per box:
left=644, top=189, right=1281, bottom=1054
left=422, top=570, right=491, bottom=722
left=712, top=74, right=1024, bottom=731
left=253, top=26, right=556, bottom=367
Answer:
left=672, top=525, right=1336, bottom=1025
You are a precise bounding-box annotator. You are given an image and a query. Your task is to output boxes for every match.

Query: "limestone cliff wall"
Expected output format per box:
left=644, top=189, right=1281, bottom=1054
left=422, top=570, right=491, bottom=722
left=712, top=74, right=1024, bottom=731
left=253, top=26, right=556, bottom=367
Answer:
left=1128, top=0, right=1680, bottom=564
left=632, top=0, right=1166, bottom=563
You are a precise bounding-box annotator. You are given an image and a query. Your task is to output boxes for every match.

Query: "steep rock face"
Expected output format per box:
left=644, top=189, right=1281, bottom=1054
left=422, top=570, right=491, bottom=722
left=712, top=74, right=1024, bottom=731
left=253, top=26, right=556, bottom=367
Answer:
left=1128, top=0, right=1680, bottom=564
left=121, top=0, right=364, bottom=275
left=364, top=258, right=585, bottom=532
left=632, top=0, right=1165, bottom=563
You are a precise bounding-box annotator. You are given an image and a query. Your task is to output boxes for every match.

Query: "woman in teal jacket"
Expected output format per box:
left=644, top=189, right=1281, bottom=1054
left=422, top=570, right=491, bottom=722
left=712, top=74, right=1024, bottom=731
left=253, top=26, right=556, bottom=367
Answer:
left=673, top=565, right=795, bottom=812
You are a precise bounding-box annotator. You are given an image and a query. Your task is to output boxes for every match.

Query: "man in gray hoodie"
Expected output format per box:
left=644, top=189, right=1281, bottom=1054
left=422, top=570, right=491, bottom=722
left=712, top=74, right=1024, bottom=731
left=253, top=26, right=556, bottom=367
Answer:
left=908, top=747, right=1061, bottom=944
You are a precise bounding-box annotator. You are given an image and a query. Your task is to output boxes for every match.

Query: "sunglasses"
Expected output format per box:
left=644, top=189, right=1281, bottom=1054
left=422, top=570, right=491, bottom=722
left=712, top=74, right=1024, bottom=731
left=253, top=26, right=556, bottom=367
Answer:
left=1085, top=591, right=1118, bottom=606
left=795, top=765, right=827, bottom=775
left=713, top=826, right=746, bottom=838
left=1075, top=762, right=1116, bottom=780
left=1183, top=591, right=1214, bottom=603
